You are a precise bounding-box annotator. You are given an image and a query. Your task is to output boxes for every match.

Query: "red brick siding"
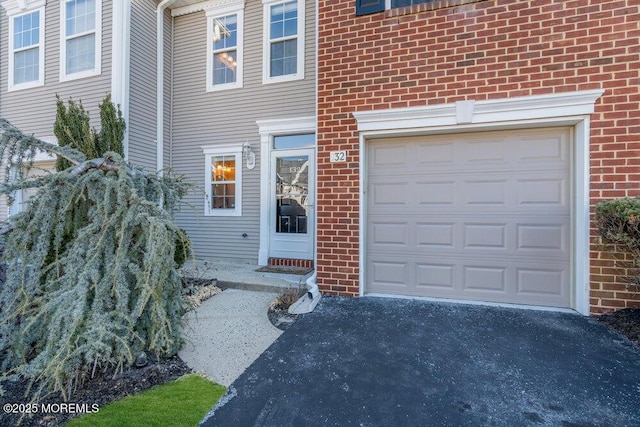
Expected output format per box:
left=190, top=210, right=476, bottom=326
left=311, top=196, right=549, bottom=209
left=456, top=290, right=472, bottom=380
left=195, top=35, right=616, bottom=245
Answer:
left=316, top=0, right=640, bottom=313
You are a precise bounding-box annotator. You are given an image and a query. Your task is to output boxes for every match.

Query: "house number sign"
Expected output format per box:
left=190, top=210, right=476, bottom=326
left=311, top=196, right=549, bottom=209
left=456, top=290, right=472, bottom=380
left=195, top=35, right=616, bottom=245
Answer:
left=330, top=151, right=347, bottom=163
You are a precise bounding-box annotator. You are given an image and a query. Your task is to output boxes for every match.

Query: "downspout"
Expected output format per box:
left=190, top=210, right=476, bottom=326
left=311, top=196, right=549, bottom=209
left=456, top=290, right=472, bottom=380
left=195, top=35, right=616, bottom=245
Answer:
left=169, top=17, right=175, bottom=168
left=157, top=0, right=178, bottom=173
left=111, top=0, right=130, bottom=158
left=289, top=0, right=321, bottom=314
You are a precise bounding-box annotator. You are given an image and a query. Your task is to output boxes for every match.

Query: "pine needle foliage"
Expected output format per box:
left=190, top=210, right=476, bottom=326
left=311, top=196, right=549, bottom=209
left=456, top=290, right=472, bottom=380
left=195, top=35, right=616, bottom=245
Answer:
left=0, top=99, right=191, bottom=402
left=53, top=94, right=125, bottom=171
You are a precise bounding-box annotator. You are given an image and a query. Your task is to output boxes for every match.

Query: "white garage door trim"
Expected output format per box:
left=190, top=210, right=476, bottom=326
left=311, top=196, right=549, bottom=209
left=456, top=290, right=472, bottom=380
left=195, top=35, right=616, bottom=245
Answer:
left=353, top=89, right=604, bottom=315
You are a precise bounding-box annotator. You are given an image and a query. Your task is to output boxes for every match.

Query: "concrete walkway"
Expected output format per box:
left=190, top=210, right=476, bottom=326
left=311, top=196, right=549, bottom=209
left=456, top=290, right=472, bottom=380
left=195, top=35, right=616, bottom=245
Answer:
left=179, top=288, right=283, bottom=387
left=179, top=259, right=312, bottom=386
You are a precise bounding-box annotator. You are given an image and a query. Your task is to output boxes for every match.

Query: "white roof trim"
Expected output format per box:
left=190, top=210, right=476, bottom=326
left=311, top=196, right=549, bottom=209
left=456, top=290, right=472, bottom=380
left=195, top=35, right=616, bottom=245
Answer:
left=1, top=0, right=45, bottom=15
left=171, top=0, right=243, bottom=17
left=353, top=89, right=605, bottom=132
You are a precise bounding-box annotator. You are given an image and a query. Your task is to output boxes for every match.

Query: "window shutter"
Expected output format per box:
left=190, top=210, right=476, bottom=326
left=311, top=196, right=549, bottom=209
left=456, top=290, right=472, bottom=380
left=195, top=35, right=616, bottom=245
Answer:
left=355, top=0, right=385, bottom=16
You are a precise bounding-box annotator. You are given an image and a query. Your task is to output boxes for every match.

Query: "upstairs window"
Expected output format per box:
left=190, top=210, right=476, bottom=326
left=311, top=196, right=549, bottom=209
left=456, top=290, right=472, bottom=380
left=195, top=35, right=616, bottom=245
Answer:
left=207, top=1, right=244, bottom=91
left=61, top=0, right=101, bottom=81
left=391, top=0, right=436, bottom=7
left=357, top=0, right=479, bottom=16
left=5, top=3, right=45, bottom=91
left=263, top=0, right=305, bottom=84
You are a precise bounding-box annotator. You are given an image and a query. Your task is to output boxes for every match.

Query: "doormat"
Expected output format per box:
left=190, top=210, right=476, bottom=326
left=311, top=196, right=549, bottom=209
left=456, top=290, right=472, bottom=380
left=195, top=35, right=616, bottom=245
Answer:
left=256, top=265, right=313, bottom=275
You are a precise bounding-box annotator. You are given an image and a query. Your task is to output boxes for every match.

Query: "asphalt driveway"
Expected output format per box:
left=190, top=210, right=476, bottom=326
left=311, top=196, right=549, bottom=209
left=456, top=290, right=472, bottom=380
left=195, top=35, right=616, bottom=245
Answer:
left=201, top=297, right=640, bottom=426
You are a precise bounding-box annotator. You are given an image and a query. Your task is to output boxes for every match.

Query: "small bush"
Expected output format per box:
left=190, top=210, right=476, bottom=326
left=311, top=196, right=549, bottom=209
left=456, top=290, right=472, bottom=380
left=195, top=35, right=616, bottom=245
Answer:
left=594, top=197, right=640, bottom=287
left=271, top=286, right=305, bottom=310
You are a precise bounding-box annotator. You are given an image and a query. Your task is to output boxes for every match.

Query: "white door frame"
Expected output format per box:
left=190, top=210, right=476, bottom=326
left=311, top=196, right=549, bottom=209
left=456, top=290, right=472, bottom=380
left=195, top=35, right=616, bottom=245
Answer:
left=256, top=117, right=316, bottom=265
left=269, top=147, right=315, bottom=260
left=353, top=90, right=604, bottom=315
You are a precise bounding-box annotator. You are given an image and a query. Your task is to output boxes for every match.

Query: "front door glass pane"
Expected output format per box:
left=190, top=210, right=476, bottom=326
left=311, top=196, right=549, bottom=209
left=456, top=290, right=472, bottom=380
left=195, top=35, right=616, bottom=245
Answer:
left=276, top=155, right=308, bottom=234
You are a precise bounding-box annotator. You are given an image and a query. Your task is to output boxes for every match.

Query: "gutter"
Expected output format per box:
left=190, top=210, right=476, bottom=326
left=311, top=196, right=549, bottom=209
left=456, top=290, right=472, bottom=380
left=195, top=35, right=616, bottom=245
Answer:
left=156, top=0, right=178, bottom=173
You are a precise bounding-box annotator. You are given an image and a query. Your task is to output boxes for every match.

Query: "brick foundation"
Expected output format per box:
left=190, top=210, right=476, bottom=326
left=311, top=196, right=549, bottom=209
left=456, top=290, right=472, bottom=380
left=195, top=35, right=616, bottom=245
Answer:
left=268, top=258, right=314, bottom=269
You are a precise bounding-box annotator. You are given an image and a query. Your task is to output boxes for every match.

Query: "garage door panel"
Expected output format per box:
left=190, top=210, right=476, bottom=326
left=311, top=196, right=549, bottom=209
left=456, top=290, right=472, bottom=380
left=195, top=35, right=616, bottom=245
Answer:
left=516, top=224, right=567, bottom=253
left=370, top=181, right=410, bottom=206
left=370, top=144, right=408, bottom=167
left=517, top=132, right=568, bottom=163
left=415, top=181, right=456, bottom=205
left=463, top=223, right=507, bottom=250
left=517, top=178, right=568, bottom=206
left=463, top=180, right=508, bottom=205
left=416, top=223, right=455, bottom=248
left=464, top=139, right=506, bottom=163
left=366, top=127, right=572, bottom=308
left=416, top=263, right=456, bottom=289
left=463, top=266, right=507, bottom=292
left=369, top=221, right=409, bottom=247
left=517, top=268, right=567, bottom=297
left=416, top=142, right=454, bottom=165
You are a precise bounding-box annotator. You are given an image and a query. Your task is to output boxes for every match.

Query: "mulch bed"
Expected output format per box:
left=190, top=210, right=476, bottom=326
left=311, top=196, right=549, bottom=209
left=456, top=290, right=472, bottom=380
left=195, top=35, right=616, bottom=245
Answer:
left=267, top=304, right=299, bottom=331
left=0, top=355, right=192, bottom=427
left=596, top=307, right=640, bottom=348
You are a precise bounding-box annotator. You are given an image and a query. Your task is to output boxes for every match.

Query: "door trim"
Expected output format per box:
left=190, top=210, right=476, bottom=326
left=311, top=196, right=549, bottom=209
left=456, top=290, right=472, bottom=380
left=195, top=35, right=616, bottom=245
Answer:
left=256, top=117, right=316, bottom=265
left=269, top=147, right=315, bottom=260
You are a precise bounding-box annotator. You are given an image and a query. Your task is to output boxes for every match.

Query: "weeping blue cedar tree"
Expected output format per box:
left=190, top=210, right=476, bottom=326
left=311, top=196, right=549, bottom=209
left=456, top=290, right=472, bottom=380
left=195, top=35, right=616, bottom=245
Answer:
left=0, top=96, right=191, bottom=402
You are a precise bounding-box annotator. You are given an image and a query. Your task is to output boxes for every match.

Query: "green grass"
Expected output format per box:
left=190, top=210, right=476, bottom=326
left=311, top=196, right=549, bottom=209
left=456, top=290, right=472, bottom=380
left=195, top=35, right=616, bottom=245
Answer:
left=66, top=374, right=226, bottom=427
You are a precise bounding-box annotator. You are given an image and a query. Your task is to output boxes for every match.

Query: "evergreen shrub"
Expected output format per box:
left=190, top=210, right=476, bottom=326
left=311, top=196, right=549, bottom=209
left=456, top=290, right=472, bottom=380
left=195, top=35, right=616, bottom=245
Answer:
left=594, top=197, right=640, bottom=287
left=0, top=96, right=191, bottom=401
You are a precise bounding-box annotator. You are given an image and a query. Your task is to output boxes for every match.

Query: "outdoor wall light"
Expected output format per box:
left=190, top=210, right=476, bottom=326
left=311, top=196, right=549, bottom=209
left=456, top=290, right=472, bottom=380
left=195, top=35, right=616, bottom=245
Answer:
left=243, top=142, right=256, bottom=169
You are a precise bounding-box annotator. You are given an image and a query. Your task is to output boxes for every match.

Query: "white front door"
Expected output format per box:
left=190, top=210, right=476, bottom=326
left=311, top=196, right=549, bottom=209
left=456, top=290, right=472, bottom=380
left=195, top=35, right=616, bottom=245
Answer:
left=269, top=148, right=315, bottom=260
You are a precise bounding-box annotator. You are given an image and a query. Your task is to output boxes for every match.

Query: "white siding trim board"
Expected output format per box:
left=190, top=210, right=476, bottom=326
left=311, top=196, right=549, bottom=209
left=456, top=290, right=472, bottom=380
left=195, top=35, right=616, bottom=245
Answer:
left=354, top=89, right=604, bottom=316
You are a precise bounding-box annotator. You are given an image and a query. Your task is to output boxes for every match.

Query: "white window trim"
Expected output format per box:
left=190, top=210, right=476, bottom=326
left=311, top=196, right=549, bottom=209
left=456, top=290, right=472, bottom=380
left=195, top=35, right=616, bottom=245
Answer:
left=202, top=144, right=243, bottom=217
left=4, top=1, right=45, bottom=91
left=206, top=1, right=244, bottom=92
left=59, top=0, right=102, bottom=82
left=262, top=0, right=305, bottom=84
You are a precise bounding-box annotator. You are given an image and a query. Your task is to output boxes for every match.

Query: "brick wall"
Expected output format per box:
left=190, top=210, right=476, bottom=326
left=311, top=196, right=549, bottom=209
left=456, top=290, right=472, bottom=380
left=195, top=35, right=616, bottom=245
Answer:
left=316, top=0, right=640, bottom=314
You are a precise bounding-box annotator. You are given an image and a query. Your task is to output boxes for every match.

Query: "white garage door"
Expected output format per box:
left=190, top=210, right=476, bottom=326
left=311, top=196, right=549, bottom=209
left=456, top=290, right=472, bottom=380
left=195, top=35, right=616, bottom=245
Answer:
left=366, top=128, right=572, bottom=308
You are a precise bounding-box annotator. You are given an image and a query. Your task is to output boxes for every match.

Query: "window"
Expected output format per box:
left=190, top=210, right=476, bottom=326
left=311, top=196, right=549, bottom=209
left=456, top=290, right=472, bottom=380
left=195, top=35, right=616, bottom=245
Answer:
left=207, top=2, right=244, bottom=91
left=203, top=146, right=243, bottom=216
left=356, top=0, right=479, bottom=16
left=273, top=133, right=315, bottom=149
left=355, top=0, right=384, bottom=15
left=61, top=0, right=101, bottom=81
left=5, top=2, right=45, bottom=91
left=391, top=0, right=436, bottom=7
left=263, top=0, right=305, bottom=84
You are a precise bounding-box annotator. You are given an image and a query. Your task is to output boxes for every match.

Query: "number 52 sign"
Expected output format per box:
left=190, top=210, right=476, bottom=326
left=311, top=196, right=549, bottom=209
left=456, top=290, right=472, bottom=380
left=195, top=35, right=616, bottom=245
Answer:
left=330, top=151, right=347, bottom=163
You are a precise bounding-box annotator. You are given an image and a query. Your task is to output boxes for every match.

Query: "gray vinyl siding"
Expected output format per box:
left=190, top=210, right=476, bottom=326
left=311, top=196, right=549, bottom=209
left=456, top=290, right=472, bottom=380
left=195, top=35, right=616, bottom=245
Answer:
left=0, top=0, right=113, bottom=139
left=128, top=0, right=158, bottom=171
left=170, top=0, right=316, bottom=261
left=0, top=0, right=113, bottom=221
